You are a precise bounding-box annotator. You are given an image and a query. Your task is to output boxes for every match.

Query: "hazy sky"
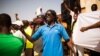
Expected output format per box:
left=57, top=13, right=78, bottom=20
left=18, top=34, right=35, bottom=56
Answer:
left=0, top=0, right=62, bottom=21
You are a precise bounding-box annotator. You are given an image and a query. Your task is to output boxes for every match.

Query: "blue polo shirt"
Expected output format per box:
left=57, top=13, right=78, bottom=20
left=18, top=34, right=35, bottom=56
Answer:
left=32, top=23, right=69, bottom=56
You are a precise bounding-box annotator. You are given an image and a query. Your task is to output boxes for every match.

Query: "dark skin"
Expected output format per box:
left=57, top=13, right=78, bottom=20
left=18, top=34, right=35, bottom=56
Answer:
left=0, top=14, right=11, bottom=34
left=80, top=21, right=100, bottom=32
left=20, top=10, right=76, bottom=56
left=0, top=26, right=11, bottom=34
left=22, top=20, right=29, bottom=28
left=15, top=13, right=19, bottom=20
left=20, top=20, right=34, bottom=42
left=46, top=11, right=55, bottom=25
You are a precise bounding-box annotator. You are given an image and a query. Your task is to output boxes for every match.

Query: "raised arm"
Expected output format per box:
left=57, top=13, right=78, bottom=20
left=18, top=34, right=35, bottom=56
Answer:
left=15, top=13, right=20, bottom=20
left=64, top=3, right=72, bottom=12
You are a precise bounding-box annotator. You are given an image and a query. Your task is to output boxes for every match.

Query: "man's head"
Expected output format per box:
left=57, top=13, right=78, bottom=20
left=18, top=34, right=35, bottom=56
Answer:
left=0, top=13, right=11, bottom=28
left=15, top=13, right=18, bottom=16
left=22, top=20, right=29, bottom=28
left=0, top=13, right=12, bottom=33
left=45, top=10, right=58, bottom=23
left=91, top=4, right=98, bottom=11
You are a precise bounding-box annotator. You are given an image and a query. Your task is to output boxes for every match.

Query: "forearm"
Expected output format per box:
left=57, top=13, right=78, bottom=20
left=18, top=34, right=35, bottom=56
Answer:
left=67, top=39, right=76, bottom=55
left=21, top=30, right=34, bottom=43
left=67, top=43, right=74, bottom=52
left=64, top=3, right=71, bottom=12
left=86, top=21, right=100, bottom=29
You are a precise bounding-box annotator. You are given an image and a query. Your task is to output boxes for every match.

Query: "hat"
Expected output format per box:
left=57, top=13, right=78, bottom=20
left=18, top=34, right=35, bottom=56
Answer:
left=35, top=7, right=43, bottom=16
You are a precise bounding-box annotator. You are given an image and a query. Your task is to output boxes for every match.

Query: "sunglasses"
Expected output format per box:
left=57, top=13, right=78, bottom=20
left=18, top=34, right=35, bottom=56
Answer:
left=46, top=13, right=53, bottom=17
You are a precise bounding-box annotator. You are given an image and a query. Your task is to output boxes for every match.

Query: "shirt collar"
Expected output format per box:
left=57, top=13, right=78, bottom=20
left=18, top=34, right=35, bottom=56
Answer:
left=46, top=22, right=58, bottom=28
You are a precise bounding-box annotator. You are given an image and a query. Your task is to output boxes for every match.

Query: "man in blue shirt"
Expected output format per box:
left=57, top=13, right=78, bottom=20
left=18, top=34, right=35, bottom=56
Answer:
left=21, top=10, right=75, bottom=56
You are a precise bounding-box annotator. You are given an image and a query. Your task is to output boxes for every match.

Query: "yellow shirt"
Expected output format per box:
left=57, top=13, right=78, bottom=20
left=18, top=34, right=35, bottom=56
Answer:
left=24, top=26, right=33, bottom=48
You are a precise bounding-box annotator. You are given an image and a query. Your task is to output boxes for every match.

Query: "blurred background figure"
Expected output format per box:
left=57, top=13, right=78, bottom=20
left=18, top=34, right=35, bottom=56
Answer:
left=61, top=0, right=72, bottom=37
left=61, top=0, right=81, bottom=56
left=33, top=15, right=45, bottom=56
left=91, top=4, right=98, bottom=11
left=35, top=7, right=43, bottom=16
left=15, top=13, right=20, bottom=20
left=23, top=20, right=34, bottom=56
left=61, top=0, right=81, bottom=37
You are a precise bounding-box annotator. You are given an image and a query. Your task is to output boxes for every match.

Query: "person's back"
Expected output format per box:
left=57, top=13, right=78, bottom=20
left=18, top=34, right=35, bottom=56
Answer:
left=0, top=34, right=24, bottom=56
left=0, top=13, right=24, bottom=56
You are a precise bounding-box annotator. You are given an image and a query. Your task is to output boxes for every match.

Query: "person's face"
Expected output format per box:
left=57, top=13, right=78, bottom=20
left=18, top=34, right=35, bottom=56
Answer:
left=46, top=11, right=54, bottom=23
left=23, top=20, right=29, bottom=28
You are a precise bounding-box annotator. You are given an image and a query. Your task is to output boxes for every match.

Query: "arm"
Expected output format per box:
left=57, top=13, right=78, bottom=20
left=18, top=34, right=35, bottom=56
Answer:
left=60, top=25, right=76, bottom=56
left=64, top=3, right=74, bottom=16
left=20, top=28, right=34, bottom=43
left=80, top=21, right=100, bottom=32
left=20, top=25, right=42, bottom=43
left=15, top=13, right=20, bottom=20
left=67, top=38, right=76, bottom=56
left=64, top=3, right=72, bottom=12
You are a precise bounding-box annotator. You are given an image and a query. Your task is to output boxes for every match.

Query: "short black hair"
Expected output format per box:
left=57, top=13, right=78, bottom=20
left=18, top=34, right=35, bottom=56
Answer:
left=91, top=4, right=98, bottom=11
left=0, top=13, right=11, bottom=28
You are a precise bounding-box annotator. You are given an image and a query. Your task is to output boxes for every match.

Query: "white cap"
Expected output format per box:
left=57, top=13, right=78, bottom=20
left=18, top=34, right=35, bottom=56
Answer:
left=35, top=6, right=43, bottom=16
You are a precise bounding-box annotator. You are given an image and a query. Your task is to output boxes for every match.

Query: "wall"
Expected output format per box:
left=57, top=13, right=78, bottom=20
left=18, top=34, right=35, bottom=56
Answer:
left=80, top=0, right=100, bottom=13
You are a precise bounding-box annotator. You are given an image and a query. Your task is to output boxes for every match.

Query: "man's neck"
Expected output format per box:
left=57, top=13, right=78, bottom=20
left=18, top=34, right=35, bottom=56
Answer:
left=47, top=21, right=55, bottom=26
left=0, top=27, right=10, bottom=34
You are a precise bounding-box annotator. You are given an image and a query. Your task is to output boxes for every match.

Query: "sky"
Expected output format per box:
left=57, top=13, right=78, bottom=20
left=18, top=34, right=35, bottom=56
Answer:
left=0, top=0, right=62, bottom=22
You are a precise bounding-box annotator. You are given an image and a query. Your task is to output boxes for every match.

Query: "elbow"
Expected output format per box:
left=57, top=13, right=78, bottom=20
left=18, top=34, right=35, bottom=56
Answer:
left=98, top=21, right=100, bottom=27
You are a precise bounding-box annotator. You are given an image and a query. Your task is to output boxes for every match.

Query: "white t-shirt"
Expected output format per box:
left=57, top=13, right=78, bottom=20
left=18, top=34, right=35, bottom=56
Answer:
left=13, top=30, right=26, bottom=42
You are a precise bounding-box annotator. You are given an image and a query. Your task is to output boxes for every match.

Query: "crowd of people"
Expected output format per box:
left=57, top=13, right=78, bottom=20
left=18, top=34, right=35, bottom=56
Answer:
left=0, top=0, right=100, bottom=56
